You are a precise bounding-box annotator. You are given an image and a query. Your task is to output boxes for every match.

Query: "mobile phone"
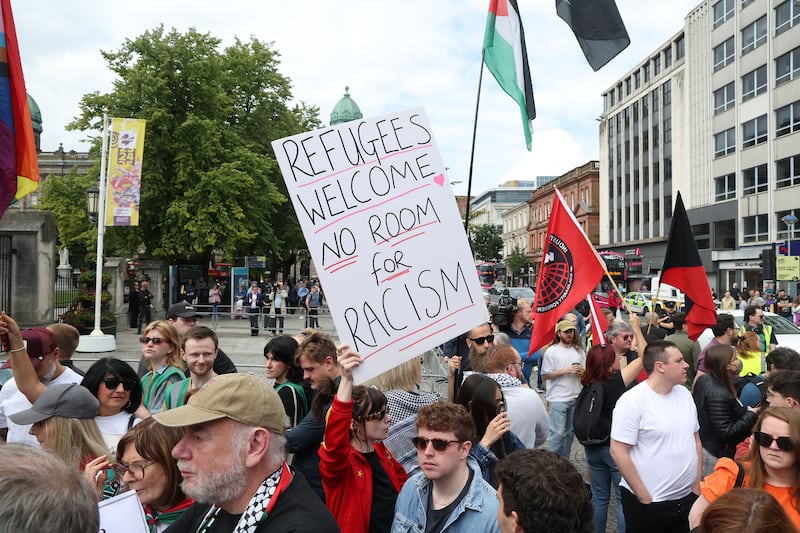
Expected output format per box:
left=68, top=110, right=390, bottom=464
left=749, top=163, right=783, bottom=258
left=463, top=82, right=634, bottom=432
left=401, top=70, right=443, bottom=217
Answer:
left=1, top=333, right=9, bottom=353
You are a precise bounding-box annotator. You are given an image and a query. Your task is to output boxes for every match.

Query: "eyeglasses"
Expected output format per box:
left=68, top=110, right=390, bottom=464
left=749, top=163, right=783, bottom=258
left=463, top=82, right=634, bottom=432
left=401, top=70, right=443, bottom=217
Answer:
left=468, top=334, right=494, bottom=345
left=621, top=334, right=634, bottom=340
left=139, top=336, right=167, bottom=345
left=102, top=377, right=136, bottom=391
left=753, top=431, right=794, bottom=451
left=411, top=437, right=462, bottom=452
left=112, top=460, right=154, bottom=481
left=358, top=408, right=388, bottom=422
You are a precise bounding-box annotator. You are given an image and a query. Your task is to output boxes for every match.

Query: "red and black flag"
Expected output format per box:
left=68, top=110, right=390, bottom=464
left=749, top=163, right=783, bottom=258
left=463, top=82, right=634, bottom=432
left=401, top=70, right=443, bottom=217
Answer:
left=556, top=0, right=630, bottom=71
left=530, top=188, right=606, bottom=354
left=660, top=192, right=717, bottom=340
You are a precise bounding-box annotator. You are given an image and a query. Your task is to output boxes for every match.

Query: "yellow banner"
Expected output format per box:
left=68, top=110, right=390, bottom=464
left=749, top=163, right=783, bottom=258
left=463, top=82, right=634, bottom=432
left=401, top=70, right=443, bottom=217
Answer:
left=105, top=118, right=146, bottom=227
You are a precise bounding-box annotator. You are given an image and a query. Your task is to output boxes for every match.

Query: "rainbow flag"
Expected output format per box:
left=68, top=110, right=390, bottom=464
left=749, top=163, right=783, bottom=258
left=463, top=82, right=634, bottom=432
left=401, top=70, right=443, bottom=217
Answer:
left=0, top=0, right=39, bottom=221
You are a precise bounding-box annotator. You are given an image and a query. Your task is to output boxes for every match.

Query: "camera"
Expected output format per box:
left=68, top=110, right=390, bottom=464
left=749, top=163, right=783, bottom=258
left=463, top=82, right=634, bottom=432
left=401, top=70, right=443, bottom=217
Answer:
left=488, top=289, right=517, bottom=328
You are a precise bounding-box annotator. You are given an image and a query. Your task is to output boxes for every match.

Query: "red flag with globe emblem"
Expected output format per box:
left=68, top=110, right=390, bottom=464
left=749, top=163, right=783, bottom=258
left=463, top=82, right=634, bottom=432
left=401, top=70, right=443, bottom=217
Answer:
left=530, top=188, right=606, bottom=355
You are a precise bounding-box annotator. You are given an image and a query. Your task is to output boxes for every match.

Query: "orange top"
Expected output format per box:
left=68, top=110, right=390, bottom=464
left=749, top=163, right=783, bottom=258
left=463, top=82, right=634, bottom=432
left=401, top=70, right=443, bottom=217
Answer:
left=701, top=457, right=800, bottom=530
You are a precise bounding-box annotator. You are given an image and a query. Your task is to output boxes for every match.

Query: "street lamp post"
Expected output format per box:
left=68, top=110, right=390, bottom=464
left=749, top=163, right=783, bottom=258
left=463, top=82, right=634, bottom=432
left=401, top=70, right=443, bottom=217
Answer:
left=77, top=109, right=116, bottom=352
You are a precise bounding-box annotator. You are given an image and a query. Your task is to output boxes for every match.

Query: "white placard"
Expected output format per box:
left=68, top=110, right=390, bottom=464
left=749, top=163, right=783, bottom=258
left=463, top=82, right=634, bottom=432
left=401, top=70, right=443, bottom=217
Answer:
left=272, top=107, right=487, bottom=382
left=98, top=489, right=149, bottom=533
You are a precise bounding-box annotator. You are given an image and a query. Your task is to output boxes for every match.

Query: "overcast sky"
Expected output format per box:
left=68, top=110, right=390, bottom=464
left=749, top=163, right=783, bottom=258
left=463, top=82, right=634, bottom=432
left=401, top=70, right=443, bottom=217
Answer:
left=12, top=0, right=700, bottom=197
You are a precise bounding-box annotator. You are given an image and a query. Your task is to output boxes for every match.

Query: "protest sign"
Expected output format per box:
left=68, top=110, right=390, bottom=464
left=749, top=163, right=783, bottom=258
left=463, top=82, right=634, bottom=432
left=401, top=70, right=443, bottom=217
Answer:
left=272, top=107, right=486, bottom=382
left=98, top=489, right=148, bottom=533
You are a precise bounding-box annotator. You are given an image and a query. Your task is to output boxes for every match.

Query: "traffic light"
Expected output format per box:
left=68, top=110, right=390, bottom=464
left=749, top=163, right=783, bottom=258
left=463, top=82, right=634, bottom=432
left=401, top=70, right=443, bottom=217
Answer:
left=760, top=248, right=776, bottom=279
left=779, top=243, right=789, bottom=255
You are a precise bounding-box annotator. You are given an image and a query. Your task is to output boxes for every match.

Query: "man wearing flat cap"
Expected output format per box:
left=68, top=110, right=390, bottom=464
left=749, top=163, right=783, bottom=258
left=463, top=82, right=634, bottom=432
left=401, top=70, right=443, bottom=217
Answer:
left=155, top=373, right=339, bottom=532
left=0, top=312, right=83, bottom=445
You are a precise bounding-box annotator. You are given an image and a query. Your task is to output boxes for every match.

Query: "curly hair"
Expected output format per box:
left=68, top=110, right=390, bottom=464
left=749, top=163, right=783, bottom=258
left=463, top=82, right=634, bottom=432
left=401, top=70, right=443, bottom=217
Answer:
left=416, top=402, right=474, bottom=443
left=495, top=449, right=593, bottom=533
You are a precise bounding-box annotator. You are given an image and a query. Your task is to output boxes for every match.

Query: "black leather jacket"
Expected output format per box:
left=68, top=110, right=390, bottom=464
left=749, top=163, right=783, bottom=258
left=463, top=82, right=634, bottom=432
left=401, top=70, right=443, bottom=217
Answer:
left=693, top=374, right=758, bottom=458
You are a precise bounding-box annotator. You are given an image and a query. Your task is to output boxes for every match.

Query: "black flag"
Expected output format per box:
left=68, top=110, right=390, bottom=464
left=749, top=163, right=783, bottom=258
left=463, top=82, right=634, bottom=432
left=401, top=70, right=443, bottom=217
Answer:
left=556, top=0, right=630, bottom=71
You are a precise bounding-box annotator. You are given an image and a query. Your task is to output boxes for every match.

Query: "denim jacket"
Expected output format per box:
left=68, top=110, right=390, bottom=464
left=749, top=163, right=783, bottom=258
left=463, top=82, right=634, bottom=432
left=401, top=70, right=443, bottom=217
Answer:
left=469, top=432, right=526, bottom=483
left=391, top=457, right=501, bottom=533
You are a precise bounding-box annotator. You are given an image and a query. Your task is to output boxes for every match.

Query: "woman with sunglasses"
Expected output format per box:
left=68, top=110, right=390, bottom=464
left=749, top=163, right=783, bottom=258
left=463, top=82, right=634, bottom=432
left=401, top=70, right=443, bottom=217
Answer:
left=693, top=344, right=759, bottom=476
left=455, top=373, right=524, bottom=487
left=84, top=417, right=194, bottom=532
left=318, top=345, right=408, bottom=533
left=689, top=406, right=800, bottom=530
left=139, top=321, right=184, bottom=415
left=81, top=357, right=145, bottom=451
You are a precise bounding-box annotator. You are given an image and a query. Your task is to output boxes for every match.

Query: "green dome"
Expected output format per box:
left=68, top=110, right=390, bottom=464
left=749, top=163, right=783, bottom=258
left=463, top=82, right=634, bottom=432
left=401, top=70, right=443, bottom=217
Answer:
left=330, top=86, right=363, bottom=125
left=28, top=93, right=42, bottom=134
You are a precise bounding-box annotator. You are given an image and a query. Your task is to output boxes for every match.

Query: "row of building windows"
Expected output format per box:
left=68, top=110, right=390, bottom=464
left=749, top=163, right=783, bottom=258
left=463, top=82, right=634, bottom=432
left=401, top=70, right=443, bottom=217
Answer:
left=713, top=100, right=800, bottom=156
left=714, top=152, right=800, bottom=201
left=713, top=2, right=798, bottom=73
left=714, top=48, right=800, bottom=114
left=714, top=0, right=798, bottom=34
left=606, top=36, right=684, bottom=109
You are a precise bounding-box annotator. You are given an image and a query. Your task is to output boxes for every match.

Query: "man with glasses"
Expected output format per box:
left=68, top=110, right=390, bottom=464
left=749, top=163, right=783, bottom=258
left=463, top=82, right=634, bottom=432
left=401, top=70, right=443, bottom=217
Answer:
left=0, top=320, right=83, bottom=445
left=392, top=402, right=500, bottom=532
left=740, top=305, right=778, bottom=353
left=610, top=340, right=701, bottom=533
left=466, top=322, right=495, bottom=373
left=484, top=345, right=548, bottom=449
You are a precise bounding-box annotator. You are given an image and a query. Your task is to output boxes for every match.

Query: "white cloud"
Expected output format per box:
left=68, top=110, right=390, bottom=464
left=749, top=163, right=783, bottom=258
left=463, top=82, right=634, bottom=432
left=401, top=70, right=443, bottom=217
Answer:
left=12, top=0, right=700, bottom=197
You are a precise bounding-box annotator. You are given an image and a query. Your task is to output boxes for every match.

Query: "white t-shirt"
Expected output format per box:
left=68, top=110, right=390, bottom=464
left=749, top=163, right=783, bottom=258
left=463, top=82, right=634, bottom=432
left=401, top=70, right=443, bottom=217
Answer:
left=501, top=385, right=549, bottom=448
left=541, top=343, right=584, bottom=402
left=611, top=381, right=700, bottom=502
left=0, top=367, right=83, bottom=445
left=95, top=411, right=141, bottom=453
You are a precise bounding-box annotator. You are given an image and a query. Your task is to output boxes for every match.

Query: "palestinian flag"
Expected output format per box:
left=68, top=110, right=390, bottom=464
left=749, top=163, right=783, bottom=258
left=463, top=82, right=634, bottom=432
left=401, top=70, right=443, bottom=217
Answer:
left=556, top=0, right=630, bottom=71
left=483, top=0, right=536, bottom=150
left=660, top=193, right=717, bottom=340
left=0, top=0, right=39, bottom=221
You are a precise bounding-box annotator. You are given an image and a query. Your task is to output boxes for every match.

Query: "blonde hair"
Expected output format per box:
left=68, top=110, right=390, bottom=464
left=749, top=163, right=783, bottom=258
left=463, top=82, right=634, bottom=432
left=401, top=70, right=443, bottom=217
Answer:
left=143, top=321, right=183, bottom=370
left=46, top=416, right=108, bottom=469
left=366, top=355, right=423, bottom=392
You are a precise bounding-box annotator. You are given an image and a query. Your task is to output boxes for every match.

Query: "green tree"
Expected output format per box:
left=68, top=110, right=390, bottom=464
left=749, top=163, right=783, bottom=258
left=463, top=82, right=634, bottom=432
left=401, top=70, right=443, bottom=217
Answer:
left=506, top=246, right=529, bottom=285
left=39, top=168, right=97, bottom=251
left=68, top=26, right=320, bottom=271
left=471, top=224, right=503, bottom=262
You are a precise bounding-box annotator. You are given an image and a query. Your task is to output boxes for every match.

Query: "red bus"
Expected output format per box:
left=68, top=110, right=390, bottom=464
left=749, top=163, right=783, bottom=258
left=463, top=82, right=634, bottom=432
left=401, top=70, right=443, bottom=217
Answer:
left=476, top=262, right=506, bottom=290
left=592, top=251, right=628, bottom=307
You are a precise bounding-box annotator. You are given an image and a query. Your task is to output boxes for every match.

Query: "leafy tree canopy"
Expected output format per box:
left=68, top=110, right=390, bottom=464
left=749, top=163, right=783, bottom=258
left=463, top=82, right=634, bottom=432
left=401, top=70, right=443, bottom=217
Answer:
left=67, top=26, right=321, bottom=270
left=506, top=246, right=529, bottom=283
left=471, top=224, right=503, bottom=262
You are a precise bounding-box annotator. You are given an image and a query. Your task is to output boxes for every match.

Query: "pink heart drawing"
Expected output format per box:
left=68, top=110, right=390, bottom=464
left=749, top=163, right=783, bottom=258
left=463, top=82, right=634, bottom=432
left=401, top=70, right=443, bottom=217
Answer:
left=433, top=174, right=445, bottom=187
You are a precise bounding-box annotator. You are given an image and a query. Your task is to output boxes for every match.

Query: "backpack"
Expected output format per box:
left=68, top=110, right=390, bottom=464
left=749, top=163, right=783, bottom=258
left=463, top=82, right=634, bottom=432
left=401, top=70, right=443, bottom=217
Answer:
left=573, top=381, right=610, bottom=446
left=734, top=373, right=766, bottom=408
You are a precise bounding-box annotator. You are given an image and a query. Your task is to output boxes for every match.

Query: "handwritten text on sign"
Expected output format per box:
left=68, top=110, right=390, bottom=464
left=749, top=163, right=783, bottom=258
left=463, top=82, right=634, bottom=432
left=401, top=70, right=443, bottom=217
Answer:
left=272, top=107, right=486, bottom=382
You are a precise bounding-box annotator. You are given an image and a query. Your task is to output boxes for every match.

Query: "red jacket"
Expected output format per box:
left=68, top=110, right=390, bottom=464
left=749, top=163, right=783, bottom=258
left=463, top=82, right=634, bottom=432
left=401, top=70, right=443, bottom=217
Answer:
left=319, top=395, right=408, bottom=533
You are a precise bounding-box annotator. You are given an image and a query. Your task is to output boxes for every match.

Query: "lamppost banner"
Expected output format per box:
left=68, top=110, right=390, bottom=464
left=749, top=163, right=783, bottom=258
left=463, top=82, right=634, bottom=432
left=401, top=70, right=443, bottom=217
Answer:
left=105, top=117, right=146, bottom=227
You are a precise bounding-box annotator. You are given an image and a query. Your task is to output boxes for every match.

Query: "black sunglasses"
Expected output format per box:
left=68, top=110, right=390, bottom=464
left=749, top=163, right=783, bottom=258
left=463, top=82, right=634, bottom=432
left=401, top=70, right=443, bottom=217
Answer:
left=139, top=336, right=167, bottom=345
left=411, top=437, right=462, bottom=452
left=103, top=377, right=136, bottom=391
left=468, top=334, right=494, bottom=345
left=753, top=431, right=794, bottom=451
